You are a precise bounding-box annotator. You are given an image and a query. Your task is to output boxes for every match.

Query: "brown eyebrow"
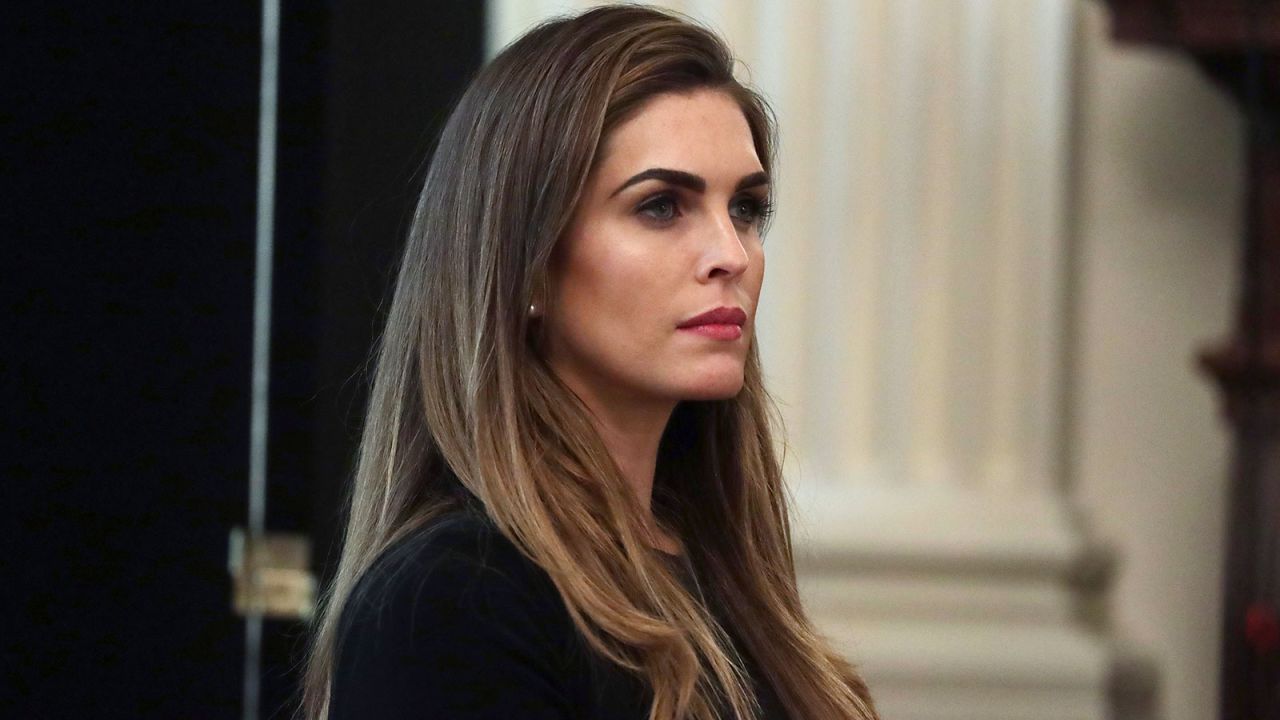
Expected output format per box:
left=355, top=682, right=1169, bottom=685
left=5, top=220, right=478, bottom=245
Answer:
left=608, top=168, right=770, bottom=198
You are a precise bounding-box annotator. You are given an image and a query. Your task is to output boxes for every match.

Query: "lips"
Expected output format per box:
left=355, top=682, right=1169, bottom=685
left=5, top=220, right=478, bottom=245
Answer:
left=677, top=306, right=747, bottom=329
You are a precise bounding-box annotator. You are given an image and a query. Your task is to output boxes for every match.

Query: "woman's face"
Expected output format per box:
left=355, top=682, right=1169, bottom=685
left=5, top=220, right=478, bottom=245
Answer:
left=543, top=88, right=769, bottom=411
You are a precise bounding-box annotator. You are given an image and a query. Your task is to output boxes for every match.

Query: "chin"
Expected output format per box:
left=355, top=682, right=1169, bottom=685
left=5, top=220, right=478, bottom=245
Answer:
left=678, top=373, right=745, bottom=400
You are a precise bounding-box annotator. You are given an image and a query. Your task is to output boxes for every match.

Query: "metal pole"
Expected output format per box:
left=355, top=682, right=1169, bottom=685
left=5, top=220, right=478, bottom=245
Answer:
left=242, top=0, right=279, bottom=718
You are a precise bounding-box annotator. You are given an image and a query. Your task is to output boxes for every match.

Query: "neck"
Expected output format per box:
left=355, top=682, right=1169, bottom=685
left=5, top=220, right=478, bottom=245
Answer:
left=591, top=402, right=670, bottom=516
left=556, top=373, right=681, bottom=554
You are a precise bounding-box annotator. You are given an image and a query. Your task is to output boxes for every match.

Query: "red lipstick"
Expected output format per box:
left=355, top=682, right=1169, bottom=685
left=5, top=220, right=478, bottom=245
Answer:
left=677, top=306, right=746, bottom=340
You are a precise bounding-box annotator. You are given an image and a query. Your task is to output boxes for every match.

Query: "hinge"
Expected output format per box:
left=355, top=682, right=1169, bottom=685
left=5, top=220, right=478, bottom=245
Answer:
left=228, top=528, right=316, bottom=621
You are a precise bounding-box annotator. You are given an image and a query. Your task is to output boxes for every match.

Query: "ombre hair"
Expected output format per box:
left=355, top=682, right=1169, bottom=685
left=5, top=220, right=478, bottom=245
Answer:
left=301, top=5, right=878, bottom=720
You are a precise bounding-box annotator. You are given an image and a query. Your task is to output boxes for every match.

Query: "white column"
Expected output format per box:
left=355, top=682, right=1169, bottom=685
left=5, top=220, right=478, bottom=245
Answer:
left=488, top=2, right=1115, bottom=718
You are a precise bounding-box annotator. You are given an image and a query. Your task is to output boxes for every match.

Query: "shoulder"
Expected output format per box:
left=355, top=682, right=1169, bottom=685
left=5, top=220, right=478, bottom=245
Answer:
left=344, top=509, right=551, bottom=614
left=330, top=509, right=578, bottom=719
left=336, top=508, right=566, bottom=645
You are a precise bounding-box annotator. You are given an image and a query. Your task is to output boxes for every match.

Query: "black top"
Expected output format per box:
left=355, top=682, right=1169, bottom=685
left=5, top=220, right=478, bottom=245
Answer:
left=330, top=508, right=790, bottom=719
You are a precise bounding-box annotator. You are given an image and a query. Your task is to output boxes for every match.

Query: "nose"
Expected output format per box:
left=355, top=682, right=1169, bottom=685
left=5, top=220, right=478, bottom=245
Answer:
left=700, top=210, right=750, bottom=281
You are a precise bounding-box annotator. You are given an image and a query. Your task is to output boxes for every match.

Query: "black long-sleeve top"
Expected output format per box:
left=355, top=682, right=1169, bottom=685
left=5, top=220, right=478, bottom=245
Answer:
left=330, top=507, right=790, bottom=719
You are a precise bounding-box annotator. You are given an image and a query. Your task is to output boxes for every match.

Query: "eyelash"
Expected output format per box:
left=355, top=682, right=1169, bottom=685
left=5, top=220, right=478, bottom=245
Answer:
left=637, top=192, right=775, bottom=228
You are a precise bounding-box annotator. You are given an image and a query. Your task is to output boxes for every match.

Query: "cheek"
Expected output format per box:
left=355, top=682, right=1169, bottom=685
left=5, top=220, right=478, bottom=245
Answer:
left=556, top=239, right=672, bottom=364
left=566, top=233, right=664, bottom=318
left=747, top=246, right=766, bottom=298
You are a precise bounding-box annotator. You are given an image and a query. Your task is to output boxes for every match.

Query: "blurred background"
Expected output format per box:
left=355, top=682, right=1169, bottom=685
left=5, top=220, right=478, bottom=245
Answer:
left=3, top=1, right=1253, bottom=719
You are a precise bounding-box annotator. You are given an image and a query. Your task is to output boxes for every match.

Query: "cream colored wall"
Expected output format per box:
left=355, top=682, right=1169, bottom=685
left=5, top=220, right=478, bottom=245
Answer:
left=1070, top=4, right=1241, bottom=720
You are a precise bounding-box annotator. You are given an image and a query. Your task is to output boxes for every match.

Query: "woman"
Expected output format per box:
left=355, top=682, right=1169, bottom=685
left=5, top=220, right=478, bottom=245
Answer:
left=301, top=5, right=879, bottom=720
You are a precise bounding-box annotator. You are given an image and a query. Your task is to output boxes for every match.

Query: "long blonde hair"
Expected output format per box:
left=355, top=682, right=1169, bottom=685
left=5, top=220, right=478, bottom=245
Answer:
left=301, top=5, right=878, bottom=719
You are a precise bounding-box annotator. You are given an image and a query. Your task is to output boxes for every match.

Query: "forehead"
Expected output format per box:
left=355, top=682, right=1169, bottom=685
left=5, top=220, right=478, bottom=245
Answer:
left=594, top=89, right=762, bottom=178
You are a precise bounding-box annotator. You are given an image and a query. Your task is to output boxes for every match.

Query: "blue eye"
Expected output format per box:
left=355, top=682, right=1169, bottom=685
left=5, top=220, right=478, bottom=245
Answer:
left=636, top=192, right=774, bottom=229
left=638, top=193, right=679, bottom=222
left=731, top=195, right=774, bottom=226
